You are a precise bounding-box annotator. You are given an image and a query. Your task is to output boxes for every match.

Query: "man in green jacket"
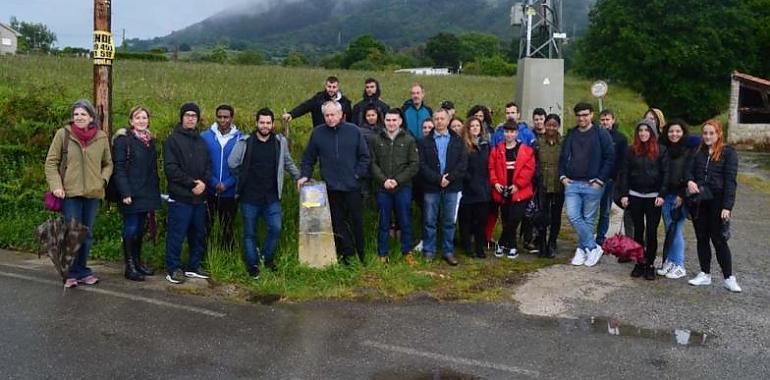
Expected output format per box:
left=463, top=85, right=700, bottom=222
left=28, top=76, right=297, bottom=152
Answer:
left=370, top=108, right=420, bottom=263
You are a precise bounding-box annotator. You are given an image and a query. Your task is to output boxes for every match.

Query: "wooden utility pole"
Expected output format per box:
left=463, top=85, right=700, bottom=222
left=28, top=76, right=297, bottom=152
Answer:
left=93, top=0, right=114, bottom=137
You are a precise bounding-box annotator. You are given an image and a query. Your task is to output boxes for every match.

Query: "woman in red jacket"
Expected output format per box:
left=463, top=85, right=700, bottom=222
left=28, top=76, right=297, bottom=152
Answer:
left=488, top=123, right=536, bottom=259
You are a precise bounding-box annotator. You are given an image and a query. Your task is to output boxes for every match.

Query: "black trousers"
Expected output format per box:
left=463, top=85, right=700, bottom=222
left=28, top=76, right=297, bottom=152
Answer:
left=499, top=200, right=527, bottom=250
left=536, top=192, right=565, bottom=249
left=328, top=190, right=364, bottom=262
left=459, top=201, right=489, bottom=255
left=692, top=198, right=732, bottom=278
left=628, top=196, right=662, bottom=265
left=206, top=195, right=237, bottom=250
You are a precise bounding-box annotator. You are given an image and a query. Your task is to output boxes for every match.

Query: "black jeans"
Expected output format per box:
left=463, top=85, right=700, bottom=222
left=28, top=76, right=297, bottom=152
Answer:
left=536, top=192, right=565, bottom=249
left=328, top=190, right=364, bottom=262
left=499, top=201, right=527, bottom=250
left=207, top=195, right=237, bottom=250
left=628, top=196, right=662, bottom=265
left=459, top=202, right=489, bottom=256
left=692, top=198, right=732, bottom=278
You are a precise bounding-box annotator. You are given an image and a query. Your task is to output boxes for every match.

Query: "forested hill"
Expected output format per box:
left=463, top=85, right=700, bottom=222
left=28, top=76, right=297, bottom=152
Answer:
left=127, top=0, right=594, bottom=56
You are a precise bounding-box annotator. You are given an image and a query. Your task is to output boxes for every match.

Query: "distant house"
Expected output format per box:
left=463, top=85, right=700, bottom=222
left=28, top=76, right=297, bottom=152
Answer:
left=728, top=71, right=770, bottom=147
left=394, top=67, right=452, bottom=76
left=0, top=22, right=21, bottom=55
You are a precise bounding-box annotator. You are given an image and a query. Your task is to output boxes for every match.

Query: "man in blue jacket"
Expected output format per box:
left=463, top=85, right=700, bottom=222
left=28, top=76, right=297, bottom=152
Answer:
left=298, top=101, right=371, bottom=264
left=403, top=83, right=433, bottom=140
left=201, top=104, right=241, bottom=250
left=559, top=102, right=615, bottom=268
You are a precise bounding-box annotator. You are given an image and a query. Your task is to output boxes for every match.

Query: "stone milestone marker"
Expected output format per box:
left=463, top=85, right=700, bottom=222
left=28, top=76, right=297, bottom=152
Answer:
left=298, top=181, right=337, bottom=268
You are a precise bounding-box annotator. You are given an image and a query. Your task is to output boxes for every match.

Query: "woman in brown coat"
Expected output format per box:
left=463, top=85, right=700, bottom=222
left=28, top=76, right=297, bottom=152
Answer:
left=45, top=99, right=113, bottom=288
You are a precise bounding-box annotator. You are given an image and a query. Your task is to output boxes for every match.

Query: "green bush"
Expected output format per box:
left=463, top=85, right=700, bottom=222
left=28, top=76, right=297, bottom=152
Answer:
left=115, top=51, right=169, bottom=62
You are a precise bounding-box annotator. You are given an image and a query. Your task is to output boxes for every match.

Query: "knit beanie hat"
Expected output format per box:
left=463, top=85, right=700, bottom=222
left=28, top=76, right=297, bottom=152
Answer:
left=636, top=119, right=658, bottom=138
left=179, top=102, right=201, bottom=123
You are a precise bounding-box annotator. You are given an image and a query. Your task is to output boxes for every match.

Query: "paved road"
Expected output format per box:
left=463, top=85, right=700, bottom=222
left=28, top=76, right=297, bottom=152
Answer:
left=1, top=255, right=766, bottom=380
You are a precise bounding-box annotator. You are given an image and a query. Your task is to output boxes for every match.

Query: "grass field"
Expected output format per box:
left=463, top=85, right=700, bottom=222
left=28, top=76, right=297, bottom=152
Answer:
left=0, top=56, right=648, bottom=302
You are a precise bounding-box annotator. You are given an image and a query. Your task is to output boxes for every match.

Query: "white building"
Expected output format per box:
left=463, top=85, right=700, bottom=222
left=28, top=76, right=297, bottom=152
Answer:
left=394, top=67, right=451, bottom=76
left=0, top=22, right=21, bottom=55
left=728, top=71, right=770, bottom=147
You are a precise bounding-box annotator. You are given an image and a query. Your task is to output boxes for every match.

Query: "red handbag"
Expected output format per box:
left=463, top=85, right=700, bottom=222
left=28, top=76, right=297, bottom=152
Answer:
left=601, top=220, right=644, bottom=262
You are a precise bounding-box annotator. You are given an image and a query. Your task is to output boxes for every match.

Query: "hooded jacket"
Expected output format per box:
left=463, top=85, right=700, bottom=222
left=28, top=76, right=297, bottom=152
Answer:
left=491, top=122, right=536, bottom=147
left=163, top=124, right=212, bottom=204
left=201, top=123, right=241, bottom=198
left=619, top=120, right=670, bottom=197
left=488, top=141, right=536, bottom=203
left=352, top=80, right=390, bottom=126
left=301, top=121, right=371, bottom=192
left=228, top=132, right=300, bottom=200
left=402, top=99, right=433, bottom=140
left=45, top=125, right=113, bottom=199
left=111, top=128, right=161, bottom=213
left=289, top=90, right=353, bottom=127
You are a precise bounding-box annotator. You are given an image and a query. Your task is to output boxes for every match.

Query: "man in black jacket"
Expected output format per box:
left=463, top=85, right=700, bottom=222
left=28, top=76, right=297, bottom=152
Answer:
left=418, top=108, right=468, bottom=265
left=351, top=77, right=389, bottom=126
left=595, top=109, right=629, bottom=247
left=298, top=101, right=371, bottom=264
left=282, top=76, right=353, bottom=127
left=163, top=103, right=212, bottom=284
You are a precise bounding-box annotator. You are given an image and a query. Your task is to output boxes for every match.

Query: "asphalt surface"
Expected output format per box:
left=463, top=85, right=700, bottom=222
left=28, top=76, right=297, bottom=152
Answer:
left=1, top=254, right=767, bottom=379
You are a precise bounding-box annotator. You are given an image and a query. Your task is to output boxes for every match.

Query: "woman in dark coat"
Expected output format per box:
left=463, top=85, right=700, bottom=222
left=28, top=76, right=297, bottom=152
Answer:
left=685, top=120, right=741, bottom=292
left=112, top=106, right=162, bottom=281
left=458, top=117, right=491, bottom=258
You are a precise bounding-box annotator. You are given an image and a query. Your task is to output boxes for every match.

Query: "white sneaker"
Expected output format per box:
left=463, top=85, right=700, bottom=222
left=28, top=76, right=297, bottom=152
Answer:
left=571, top=248, right=586, bottom=266
left=723, top=276, right=742, bottom=292
left=584, top=246, right=603, bottom=267
left=506, top=248, right=519, bottom=259
left=657, top=260, right=674, bottom=276
left=688, top=272, right=712, bottom=286
left=494, top=245, right=505, bottom=258
left=413, top=240, right=423, bottom=253
left=665, top=265, right=687, bottom=279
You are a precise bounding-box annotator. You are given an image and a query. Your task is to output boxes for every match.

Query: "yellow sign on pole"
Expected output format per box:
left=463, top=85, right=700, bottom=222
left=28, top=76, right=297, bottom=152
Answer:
left=92, top=31, right=115, bottom=65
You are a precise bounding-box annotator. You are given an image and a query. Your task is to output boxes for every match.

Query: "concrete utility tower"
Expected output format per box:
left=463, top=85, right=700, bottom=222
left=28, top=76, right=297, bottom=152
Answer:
left=512, top=0, right=565, bottom=125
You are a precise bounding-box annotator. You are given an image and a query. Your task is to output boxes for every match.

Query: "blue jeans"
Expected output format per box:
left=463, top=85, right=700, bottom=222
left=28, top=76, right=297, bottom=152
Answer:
left=423, top=191, right=460, bottom=257
left=165, top=202, right=207, bottom=274
left=122, top=212, right=146, bottom=240
left=241, top=201, right=282, bottom=270
left=376, top=187, right=413, bottom=256
left=596, top=179, right=614, bottom=245
left=661, top=194, right=687, bottom=266
left=564, top=181, right=603, bottom=251
left=62, top=197, right=99, bottom=279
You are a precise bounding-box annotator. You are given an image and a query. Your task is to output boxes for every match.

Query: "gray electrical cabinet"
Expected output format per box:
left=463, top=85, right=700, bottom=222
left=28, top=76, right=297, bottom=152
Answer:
left=515, top=57, right=564, bottom=129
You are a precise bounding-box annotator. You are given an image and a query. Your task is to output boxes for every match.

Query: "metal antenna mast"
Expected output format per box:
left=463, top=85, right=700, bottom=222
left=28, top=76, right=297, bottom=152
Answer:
left=512, top=0, right=566, bottom=59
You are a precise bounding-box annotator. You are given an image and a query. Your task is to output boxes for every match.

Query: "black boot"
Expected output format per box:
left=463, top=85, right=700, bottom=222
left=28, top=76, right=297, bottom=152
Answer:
left=132, top=235, right=154, bottom=276
left=123, top=238, right=145, bottom=281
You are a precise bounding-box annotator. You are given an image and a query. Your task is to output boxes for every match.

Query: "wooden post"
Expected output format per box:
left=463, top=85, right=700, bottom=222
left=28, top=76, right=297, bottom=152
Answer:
left=93, top=0, right=113, bottom=137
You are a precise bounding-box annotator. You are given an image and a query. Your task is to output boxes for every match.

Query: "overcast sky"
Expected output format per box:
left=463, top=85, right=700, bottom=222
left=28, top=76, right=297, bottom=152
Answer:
left=2, top=0, right=232, bottom=48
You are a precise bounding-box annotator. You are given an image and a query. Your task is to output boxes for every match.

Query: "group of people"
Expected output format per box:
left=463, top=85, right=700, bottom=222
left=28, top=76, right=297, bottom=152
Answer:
left=43, top=75, right=741, bottom=293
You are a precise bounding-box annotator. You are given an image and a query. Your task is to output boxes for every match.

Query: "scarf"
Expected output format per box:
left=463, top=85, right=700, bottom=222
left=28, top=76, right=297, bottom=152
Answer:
left=133, top=128, right=152, bottom=147
left=71, top=123, right=98, bottom=147
left=667, top=141, right=686, bottom=159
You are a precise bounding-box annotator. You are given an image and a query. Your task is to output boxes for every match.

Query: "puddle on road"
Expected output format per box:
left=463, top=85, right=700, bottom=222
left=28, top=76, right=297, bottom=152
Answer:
left=372, top=368, right=481, bottom=380
left=525, top=315, right=710, bottom=347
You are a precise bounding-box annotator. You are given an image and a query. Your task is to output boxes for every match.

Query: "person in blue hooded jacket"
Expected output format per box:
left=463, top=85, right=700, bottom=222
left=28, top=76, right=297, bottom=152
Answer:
left=201, top=104, right=241, bottom=250
left=402, top=83, right=433, bottom=140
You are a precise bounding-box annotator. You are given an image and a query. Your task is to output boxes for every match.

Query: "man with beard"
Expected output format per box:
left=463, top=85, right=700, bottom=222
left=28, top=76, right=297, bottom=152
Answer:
left=352, top=77, right=390, bottom=126
left=283, top=76, right=353, bottom=127
left=229, top=108, right=300, bottom=278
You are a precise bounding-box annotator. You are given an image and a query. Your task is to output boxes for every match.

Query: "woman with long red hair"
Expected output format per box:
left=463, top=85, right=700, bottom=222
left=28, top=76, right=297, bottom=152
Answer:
left=619, top=119, right=670, bottom=280
left=685, top=120, right=741, bottom=292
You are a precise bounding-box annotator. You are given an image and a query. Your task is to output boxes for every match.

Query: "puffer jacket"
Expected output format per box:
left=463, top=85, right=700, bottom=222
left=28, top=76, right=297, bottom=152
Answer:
left=45, top=125, right=113, bottom=199
left=488, top=142, right=536, bottom=203
left=619, top=144, right=670, bottom=196
left=685, top=145, right=738, bottom=210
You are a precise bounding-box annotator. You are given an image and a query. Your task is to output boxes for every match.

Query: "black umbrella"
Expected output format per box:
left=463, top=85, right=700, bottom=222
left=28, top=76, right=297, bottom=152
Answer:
left=34, top=217, right=89, bottom=279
